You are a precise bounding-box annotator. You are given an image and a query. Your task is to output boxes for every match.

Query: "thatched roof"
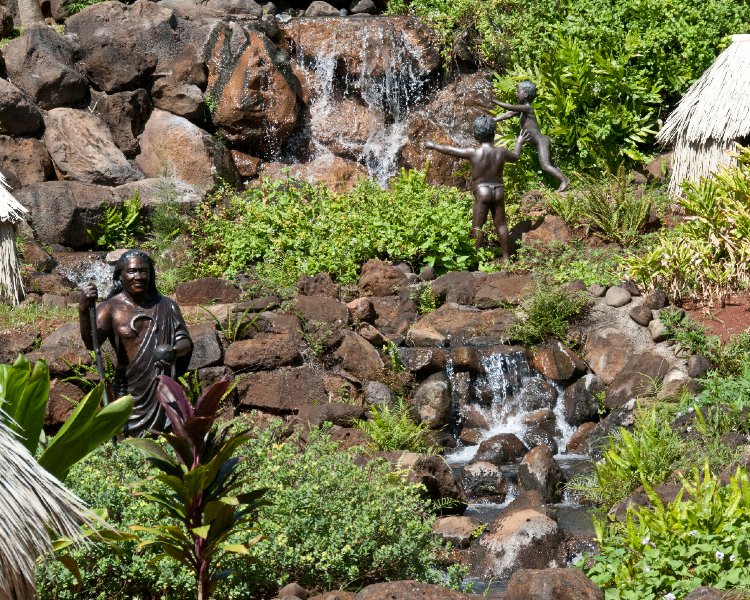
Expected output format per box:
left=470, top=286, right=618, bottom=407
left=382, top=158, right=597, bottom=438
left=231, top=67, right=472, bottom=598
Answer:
left=0, top=172, right=29, bottom=224
left=658, top=34, right=750, bottom=194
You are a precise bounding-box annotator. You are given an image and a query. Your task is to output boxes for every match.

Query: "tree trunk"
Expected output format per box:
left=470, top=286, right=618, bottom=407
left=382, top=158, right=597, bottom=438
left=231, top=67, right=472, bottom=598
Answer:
left=17, top=0, right=45, bottom=28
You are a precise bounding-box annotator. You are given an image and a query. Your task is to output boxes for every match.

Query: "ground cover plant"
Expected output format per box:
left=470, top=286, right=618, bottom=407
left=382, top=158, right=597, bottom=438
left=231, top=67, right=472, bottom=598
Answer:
left=190, top=169, right=488, bottom=288
left=506, top=284, right=587, bottom=346
left=354, top=398, right=439, bottom=453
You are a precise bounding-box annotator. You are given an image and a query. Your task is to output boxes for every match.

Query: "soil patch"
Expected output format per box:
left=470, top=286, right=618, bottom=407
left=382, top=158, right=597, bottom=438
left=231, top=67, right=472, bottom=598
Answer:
left=681, top=293, right=750, bottom=342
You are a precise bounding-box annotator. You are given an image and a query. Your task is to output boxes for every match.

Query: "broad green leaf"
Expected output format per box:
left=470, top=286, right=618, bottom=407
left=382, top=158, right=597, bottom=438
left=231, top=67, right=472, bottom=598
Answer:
left=9, top=359, right=49, bottom=454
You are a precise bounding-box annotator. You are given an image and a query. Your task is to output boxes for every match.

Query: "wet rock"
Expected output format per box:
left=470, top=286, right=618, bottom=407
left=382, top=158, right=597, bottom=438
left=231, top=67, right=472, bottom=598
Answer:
left=0, top=327, right=40, bottom=364
left=565, top=422, right=597, bottom=454
left=0, top=79, right=44, bottom=137
left=459, top=428, right=483, bottom=446
left=563, top=374, right=604, bottom=426
left=392, top=452, right=467, bottom=513
left=474, top=491, right=564, bottom=579
left=518, top=377, right=558, bottom=412
left=583, top=327, right=634, bottom=384
left=412, top=373, right=451, bottom=429
left=136, top=109, right=238, bottom=191
left=433, top=515, right=481, bottom=549
left=16, top=181, right=117, bottom=248
left=474, top=433, right=528, bottom=466
left=151, top=78, right=204, bottom=120
left=605, top=352, right=670, bottom=410
left=88, top=89, right=152, bottom=159
left=225, top=333, right=301, bottom=371
left=237, top=365, right=327, bottom=411
left=347, top=297, right=376, bottom=324
left=628, top=304, right=653, bottom=326
left=451, top=346, right=482, bottom=374
left=460, top=460, right=507, bottom=501
left=44, top=108, right=142, bottom=185
left=460, top=404, right=489, bottom=430
left=363, top=381, right=395, bottom=406
left=517, top=444, right=564, bottom=503
left=431, top=271, right=475, bottom=306
left=522, top=215, right=575, bottom=244
left=298, top=273, right=339, bottom=298
left=604, top=286, right=631, bottom=307
left=359, top=259, right=408, bottom=297
left=3, top=26, right=88, bottom=109
left=642, top=289, right=668, bottom=310
left=186, top=323, right=222, bottom=370
left=522, top=409, right=559, bottom=455
left=530, top=340, right=587, bottom=383
left=0, top=137, right=54, bottom=190
left=506, top=568, right=604, bottom=600
left=332, top=330, right=384, bottom=381
left=396, top=347, right=446, bottom=375
left=206, top=23, right=298, bottom=148
left=175, top=277, right=241, bottom=305
left=231, top=151, right=261, bottom=178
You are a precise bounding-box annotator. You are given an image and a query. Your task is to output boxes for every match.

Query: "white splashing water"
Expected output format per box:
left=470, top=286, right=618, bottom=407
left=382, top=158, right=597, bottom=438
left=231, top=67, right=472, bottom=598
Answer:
left=447, top=350, right=577, bottom=464
left=56, top=259, right=113, bottom=298
left=290, top=21, right=432, bottom=185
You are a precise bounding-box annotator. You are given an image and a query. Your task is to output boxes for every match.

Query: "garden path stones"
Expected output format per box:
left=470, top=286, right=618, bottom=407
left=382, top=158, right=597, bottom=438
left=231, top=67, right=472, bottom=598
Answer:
left=642, top=289, right=668, bottom=310
left=604, top=285, right=632, bottom=307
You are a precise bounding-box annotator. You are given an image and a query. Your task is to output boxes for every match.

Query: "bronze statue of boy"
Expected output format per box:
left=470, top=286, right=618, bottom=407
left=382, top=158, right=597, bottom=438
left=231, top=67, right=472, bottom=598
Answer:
left=493, top=80, right=569, bottom=192
left=425, top=115, right=528, bottom=261
left=79, top=250, right=192, bottom=437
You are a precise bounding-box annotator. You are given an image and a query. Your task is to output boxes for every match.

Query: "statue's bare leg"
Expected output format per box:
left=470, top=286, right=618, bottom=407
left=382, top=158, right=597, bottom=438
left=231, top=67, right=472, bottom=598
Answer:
left=472, top=187, right=493, bottom=248
left=537, top=135, right=569, bottom=192
left=491, top=187, right=510, bottom=261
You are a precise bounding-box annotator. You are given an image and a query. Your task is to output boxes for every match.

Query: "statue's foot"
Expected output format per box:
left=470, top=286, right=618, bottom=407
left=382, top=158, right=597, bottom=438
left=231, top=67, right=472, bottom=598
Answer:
left=557, top=178, right=570, bottom=193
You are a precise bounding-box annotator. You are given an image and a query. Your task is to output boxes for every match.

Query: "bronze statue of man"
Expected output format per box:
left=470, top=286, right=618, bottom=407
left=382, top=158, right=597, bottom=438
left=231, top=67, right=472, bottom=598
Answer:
left=79, top=250, right=192, bottom=437
left=493, top=80, right=569, bottom=192
left=425, top=116, right=528, bottom=261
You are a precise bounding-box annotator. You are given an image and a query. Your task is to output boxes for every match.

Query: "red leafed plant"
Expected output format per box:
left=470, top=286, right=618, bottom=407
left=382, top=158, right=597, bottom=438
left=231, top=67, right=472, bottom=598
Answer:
left=127, top=375, right=267, bottom=600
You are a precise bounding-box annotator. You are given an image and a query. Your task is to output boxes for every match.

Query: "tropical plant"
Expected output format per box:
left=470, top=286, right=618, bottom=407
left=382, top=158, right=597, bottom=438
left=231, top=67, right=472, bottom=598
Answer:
left=126, top=375, right=267, bottom=600
left=586, top=466, right=750, bottom=599
left=89, top=192, right=143, bottom=250
left=0, top=420, right=97, bottom=599
left=506, top=284, right=587, bottom=346
left=0, top=355, right=133, bottom=481
left=354, top=399, right=438, bottom=453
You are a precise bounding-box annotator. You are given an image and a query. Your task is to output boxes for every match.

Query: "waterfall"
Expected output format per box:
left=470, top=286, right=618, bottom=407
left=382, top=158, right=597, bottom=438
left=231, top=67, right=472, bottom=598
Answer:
left=284, top=18, right=434, bottom=185
left=447, top=349, right=577, bottom=464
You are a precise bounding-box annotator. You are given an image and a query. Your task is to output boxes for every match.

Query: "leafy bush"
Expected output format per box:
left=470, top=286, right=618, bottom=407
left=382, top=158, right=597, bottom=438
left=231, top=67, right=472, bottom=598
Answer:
left=586, top=466, right=750, bottom=599
left=190, top=170, right=484, bottom=288
left=625, top=147, right=750, bottom=304
left=236, top=423, right=446, bottom=592
left=506, top=284, right=587, bottom=346
left=90, top=192, right=143, bottom=250
left=355, top=399, right=438, bottom=453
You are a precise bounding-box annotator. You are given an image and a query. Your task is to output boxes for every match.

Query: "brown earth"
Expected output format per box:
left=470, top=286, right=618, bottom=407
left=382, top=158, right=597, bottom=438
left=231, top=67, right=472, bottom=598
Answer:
left=681, top=293, right=750, bottom=341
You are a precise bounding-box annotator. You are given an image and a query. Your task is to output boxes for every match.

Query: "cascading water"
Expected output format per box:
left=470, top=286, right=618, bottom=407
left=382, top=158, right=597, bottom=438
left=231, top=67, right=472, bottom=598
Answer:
left=447, top=349, right=577, bottom=464
left=54, top=255, right=113, bottom=297
left=284, top=18, right=434, bottom=185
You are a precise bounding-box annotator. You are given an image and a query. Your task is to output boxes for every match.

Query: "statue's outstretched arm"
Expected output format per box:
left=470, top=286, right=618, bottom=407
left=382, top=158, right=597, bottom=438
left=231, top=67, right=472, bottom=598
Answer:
left=492, top=99, right=532, bottom=114
left=424, top=141, right=474, bottom=159
left=504, top=131, right=531, bottom=162
left=493, top=110, right=518, bottom=122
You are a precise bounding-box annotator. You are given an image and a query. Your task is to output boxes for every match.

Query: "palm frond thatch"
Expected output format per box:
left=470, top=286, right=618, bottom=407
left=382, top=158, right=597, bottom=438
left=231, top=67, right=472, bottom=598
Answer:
left=658, top=34, right=750, bottom=195
left=0, top=172, right=28, bottom=304
left=0, top=420, right=94, bottom=599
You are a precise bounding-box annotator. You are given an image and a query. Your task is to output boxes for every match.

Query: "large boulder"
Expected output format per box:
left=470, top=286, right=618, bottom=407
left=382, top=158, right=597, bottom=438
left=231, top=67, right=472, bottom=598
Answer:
left=474, top=491, right=564, bottom=579
left=371, top=293, right=418, bottom=336
left=517, top=377, right=559, bottom=412
left=44, top=108, right=142, bottom=185
left=308, top=96, right=378, bottom=160
left=88, top=89, right=152, bottom=158
left=413, top=303, right=516, bottom=345
left=359, top=259, right=409, bottom=297
left=0, top=78, right=44, bottom=136
left=136, top=109, right=237, bottom=191
left=411, top=372, right=451, bottom=429
left=392, top=451, right=467, bottom=512
left=185, top=323, right=222, bottom=370
left=237, top=365, right=327, bottom=412
left=563, top=374, right=604, bottom=426
left=0, top=137, right=54, bottom=189
left=15, top=181, right=118, bottom=248
left=474, top=272, right=534, bottom=309
left=174, top=277, right=240, bottom=305
left=583, top=326, right=634, bottom=384
left=225, top=333, right=301, bottom=371
left=604, top=352, right=670, bottom=410
left=522, top=409, right=560, bottom=455
left=517, top=444, right=564, bottom=503
left=259, top=155, right=368, bottom=193
left=151, top=77, right=205, bottom=121
left=473, top=433, right=528, bottom=466
left=3, top=26, right=88, bottom=109
left=431, top=271, right=475, bottom=306
left=506, top=568, right=604, bottom=600
left=332, top=330, right=384, bottom=381
left=206, top=22, right=298, bottom=149
left=530, top=340, right=587, bottom=383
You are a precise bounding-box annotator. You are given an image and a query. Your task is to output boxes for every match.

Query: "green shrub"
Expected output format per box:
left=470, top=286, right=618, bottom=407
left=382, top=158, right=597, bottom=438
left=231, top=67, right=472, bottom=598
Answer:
left=90, top=192, right=143, bottom=250
left=586, top=466, right=750, bottom=599
left=355, top=399, right=439, bottom=453
left=236, top=423, right=446, bottom=592
left=506, top=284, right=587, bottom=346
left=190, top=170, right=483, bottom=288
left=625, top=147, right=750, bottom=304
